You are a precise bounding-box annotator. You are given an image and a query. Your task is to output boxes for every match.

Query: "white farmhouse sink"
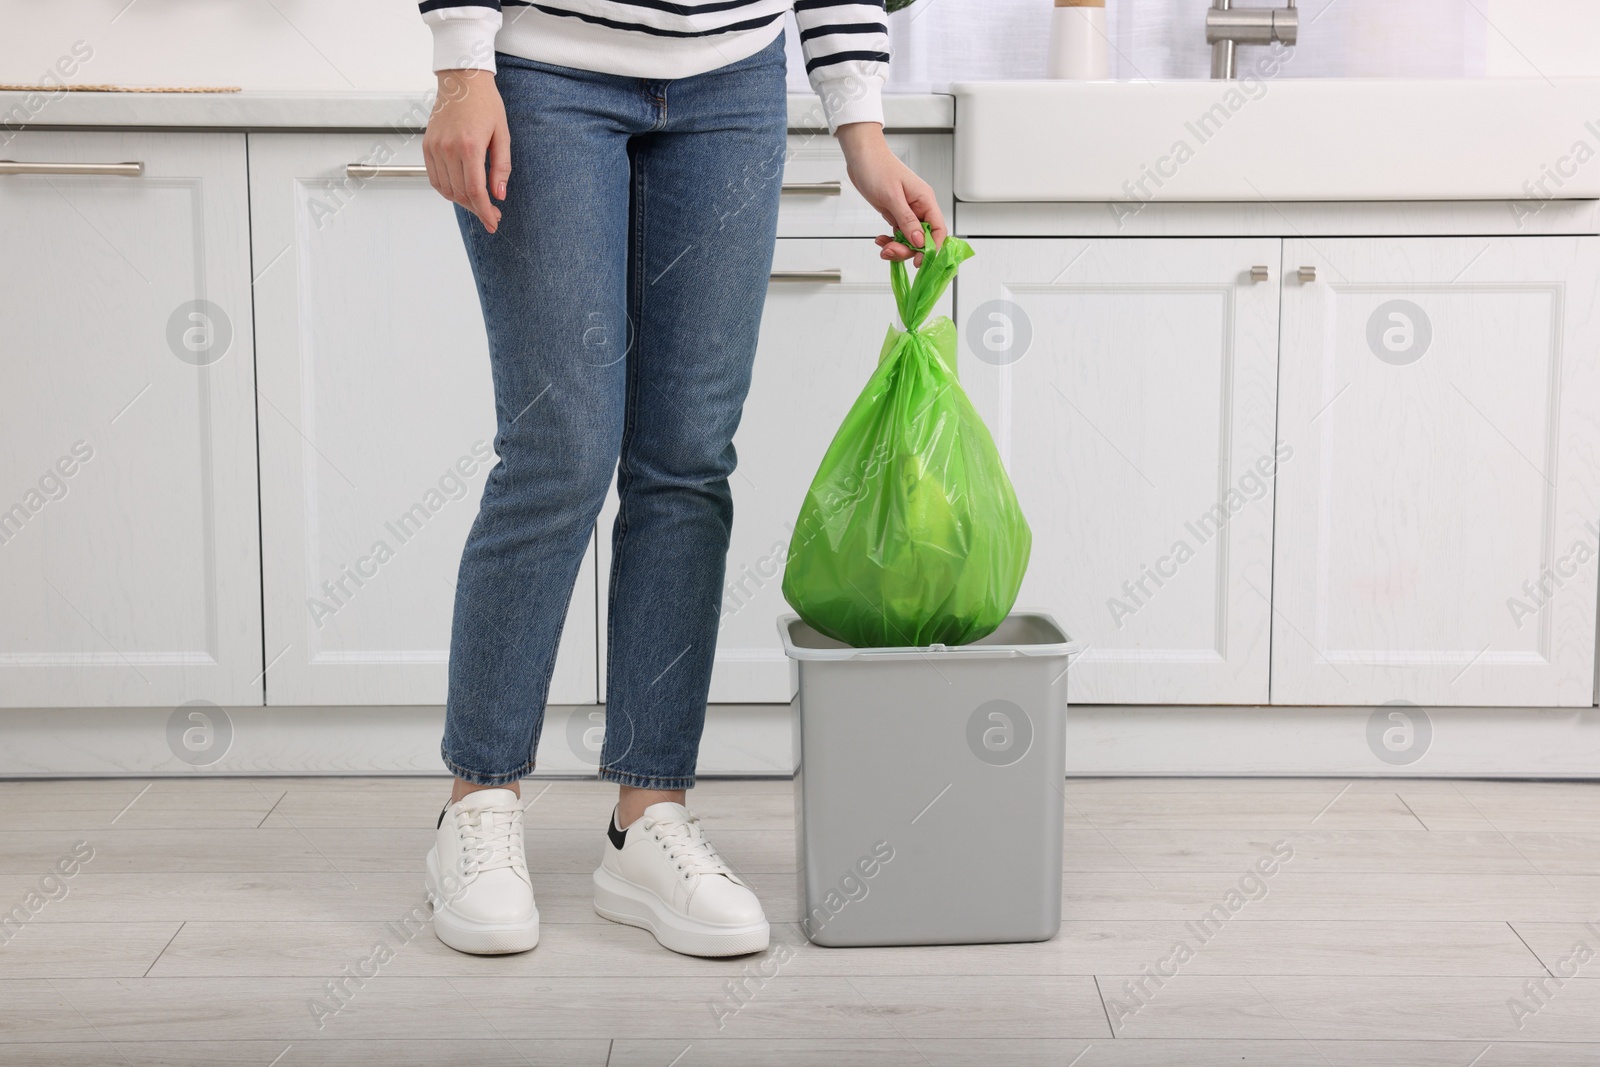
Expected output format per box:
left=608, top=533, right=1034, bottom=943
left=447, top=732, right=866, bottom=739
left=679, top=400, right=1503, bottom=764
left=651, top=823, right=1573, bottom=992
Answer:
left=953, top=78, right=1600, bottom=202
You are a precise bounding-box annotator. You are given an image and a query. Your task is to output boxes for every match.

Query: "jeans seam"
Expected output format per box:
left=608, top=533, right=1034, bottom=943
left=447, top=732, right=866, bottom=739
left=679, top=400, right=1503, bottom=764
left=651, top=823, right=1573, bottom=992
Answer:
left=443, top=753, right=534, bottom=787
left=597, top=765, right=695, bottom=791
left=605, top=143, right=648, bottom=743
left=530, top=573, right=573, bottom=770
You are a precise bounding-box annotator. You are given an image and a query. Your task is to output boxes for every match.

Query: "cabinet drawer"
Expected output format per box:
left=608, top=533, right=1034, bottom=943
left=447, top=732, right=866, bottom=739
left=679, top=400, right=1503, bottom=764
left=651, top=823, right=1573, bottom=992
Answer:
left=778, top=132, right=952, bottom=238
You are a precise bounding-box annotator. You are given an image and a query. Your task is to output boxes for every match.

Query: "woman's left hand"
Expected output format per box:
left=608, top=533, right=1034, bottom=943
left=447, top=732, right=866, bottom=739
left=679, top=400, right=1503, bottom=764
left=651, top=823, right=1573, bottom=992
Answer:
left=837, top=121, right=949, bottom=265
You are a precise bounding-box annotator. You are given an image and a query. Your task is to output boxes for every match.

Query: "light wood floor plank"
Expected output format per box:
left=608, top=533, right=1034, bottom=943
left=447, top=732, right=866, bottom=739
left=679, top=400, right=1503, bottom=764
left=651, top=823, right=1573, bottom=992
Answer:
left=1234, top=974, right=1600, bottom=1041
left=1068, top=792, right=1426, bottom=830
left=611, top=1038, right=933, bottom=1067
left=1096, top=828, right=1540, bottom=875
left=1500, top=832, right=1600, bottom=876
left=1062, top=829, right=1145, bottom=872
left=145, top=918, right=1548, bottom=980
left=1447, top=790, right=1600, bottom=832
left=1063, top=871, right=1600, bottom=922
left=1393, top=790, right=1500, bottom=831
left=0, top=980, right=120, bottom=1042
left=0, top=829, right=343, bottom=875
left=0, top=922, right=181, bottom=979
left=0, top=786, right=282, bottom=814
left=1506, top=922, right=1600, bottom=979
left=613, top=1038, right=1600, bottom=1067
left=1108, top=972, right=1600, bottom=1044
left=441, top=975, right=919, bottom=1040
left=0, top=873, right=432, bottom=923
left=0, top=808, right=278, bottom=831
left=0, top=1041, right=611, bottom=1066
left=1091, top=975, right=1323, bottom=1039
left=9, top=976, right=500, bottom=1042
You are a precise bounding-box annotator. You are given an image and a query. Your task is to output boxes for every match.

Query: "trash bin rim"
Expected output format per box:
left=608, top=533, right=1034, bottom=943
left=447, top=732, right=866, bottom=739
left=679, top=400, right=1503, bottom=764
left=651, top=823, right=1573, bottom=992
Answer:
left=776, top=612, right=1080, bottom=661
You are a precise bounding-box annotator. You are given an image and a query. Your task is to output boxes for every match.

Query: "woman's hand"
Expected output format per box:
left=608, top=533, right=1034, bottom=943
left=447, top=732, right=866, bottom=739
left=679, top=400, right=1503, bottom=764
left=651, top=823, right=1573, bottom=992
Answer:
left=836, top=121, right=948, bottom=265
left=423, top=68, right=511, bottom=234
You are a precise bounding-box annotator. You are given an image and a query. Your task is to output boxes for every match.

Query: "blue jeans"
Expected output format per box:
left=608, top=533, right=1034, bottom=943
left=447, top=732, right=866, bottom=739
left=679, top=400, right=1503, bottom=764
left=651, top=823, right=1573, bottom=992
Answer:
left=441, top=36, right=788, bottom=790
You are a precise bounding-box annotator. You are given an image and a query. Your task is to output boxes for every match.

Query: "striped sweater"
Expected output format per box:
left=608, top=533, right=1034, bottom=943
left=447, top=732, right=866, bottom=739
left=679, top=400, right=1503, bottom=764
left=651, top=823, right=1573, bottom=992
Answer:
left=419, top=0, right=889, bottom=131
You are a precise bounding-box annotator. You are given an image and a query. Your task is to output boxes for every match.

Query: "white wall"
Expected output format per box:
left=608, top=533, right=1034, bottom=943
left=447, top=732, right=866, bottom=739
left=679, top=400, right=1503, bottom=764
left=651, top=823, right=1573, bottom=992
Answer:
left=1479, top=0, right=1600, bottom=77
left=865, top=0, right=1600, bottom=87
left=1, top=0, right=437, bottom=92
left=1, top=0, right=1596, bottom=94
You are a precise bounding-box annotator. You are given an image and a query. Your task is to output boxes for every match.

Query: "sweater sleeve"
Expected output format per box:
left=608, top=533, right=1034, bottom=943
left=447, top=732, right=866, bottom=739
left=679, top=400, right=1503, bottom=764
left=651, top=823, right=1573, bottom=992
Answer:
left=793, top=0, right=890, bottom=132
left=418, top=0, right=503, bottom=74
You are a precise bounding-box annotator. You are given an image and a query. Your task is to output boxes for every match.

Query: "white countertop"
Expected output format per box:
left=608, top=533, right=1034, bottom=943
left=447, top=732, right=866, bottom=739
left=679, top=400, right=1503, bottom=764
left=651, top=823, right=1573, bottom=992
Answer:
left=954, top=78, right=1600, bottom=202
left=0, top=89, right=952, bottom=132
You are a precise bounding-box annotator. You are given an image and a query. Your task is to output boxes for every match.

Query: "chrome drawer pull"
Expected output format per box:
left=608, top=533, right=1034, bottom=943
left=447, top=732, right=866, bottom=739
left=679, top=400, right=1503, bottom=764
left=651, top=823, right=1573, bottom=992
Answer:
left=345, top=164, right=428, bottom=178
left=769, top=269, right=844, bottom=283
left=0, top=160, right=143, bottom=177
left=781, top=181, right=842, bottom=196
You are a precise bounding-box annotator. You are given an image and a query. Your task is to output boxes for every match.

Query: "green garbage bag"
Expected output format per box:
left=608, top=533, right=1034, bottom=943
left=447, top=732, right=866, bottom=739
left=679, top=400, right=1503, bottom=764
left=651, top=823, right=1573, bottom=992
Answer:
left=781, top=225, right=1031, bottom=648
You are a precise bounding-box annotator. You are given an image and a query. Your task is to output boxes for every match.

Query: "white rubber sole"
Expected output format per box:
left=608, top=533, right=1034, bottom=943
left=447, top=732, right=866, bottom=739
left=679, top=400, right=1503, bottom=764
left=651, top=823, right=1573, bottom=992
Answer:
left=592, top=864, right=770, bottom=957
left=425, top=848, right=540, bottom=955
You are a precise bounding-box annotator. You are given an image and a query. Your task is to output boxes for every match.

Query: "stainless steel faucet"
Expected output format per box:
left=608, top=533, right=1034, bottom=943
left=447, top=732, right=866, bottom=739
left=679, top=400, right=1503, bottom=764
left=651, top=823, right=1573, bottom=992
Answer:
left=1207, top=0, right=1298, bottom=79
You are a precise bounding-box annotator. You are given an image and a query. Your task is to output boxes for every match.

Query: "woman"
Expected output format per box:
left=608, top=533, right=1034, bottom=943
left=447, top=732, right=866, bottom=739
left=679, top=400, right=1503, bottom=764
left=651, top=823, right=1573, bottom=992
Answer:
left=417, top=0, right=946, bottom=958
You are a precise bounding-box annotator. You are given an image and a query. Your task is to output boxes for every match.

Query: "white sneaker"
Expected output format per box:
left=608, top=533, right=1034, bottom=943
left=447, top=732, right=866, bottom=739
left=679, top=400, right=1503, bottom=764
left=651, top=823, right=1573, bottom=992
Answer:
left=425, top=787, right=539, bottom=955
left=593, top=802, right=769, bottom=957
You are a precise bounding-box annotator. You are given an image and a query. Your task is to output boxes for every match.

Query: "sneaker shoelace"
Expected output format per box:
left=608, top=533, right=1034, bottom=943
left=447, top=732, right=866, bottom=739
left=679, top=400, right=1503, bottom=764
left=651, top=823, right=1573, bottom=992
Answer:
left=456, top=804, right=526, bottom=877
left=642, top=811, right=740, bottom=883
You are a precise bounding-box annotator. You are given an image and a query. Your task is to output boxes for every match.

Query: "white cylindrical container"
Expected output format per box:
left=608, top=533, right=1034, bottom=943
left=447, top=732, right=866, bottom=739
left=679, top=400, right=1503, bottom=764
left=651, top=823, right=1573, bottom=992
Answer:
left=1047, top=0, right=1110, bottom=79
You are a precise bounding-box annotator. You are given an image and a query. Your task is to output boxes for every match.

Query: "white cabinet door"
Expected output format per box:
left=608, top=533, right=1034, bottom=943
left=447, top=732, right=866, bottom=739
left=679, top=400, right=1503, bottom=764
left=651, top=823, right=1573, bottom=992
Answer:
left=596, top=239, right=951, bottom=703
left=960, top=239, right=1283, bottom=704
left=248, top=134, right=597, bottom=707
left=1273, top=237, right=1600, bottom=706
left=0, top=131, right=262, bottom=707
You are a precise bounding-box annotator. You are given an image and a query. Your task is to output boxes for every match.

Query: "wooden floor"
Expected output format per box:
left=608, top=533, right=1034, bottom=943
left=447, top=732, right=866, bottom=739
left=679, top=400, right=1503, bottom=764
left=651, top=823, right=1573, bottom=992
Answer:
left=2, top=776, right=1600, bottom=1065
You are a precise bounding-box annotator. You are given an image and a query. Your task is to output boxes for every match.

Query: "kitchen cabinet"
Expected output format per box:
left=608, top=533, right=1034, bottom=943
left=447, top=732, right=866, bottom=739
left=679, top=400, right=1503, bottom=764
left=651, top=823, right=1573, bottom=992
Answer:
left=1272, top=236, right=1600, bottom=706
left=247, top=133, right=598, bottom=706
left=6, top=111, right=1598, bottom=726
left=0, top=131, right=263, bottom=707
left=595, top=239, right=954, bottom=703
left=958, top=238, right=1284, bottom=705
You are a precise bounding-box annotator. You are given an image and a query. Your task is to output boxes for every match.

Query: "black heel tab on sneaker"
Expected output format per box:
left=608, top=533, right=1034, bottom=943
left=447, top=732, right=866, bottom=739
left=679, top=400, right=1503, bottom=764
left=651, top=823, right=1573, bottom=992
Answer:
left=437, top=801, right=449, bottom=829
left=607, top=809, right=627, bottom=851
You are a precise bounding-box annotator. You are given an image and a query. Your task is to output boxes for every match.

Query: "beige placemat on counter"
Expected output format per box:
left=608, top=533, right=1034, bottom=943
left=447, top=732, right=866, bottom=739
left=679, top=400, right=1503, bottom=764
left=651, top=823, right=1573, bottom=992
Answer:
left=0, top=84, right=241, bottom=93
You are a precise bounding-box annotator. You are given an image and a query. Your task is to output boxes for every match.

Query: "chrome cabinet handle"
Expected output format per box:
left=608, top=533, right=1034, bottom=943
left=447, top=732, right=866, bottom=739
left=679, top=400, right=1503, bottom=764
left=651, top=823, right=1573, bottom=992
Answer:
left=781, top=181, right=842, bottom=196
left=345, top=164, right=428, bottom=178
left=769, top=269, right=844, bottom=283
left=0, top=160, right=143, bottom=177
left=1250, top=265, right=1269, bottom=282
left=1298, top=265, right=1317, bottom=282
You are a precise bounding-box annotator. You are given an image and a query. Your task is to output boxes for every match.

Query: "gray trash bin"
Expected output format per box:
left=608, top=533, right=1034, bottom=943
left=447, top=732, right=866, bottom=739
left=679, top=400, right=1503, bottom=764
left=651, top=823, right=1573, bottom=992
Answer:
left=777, top=612, right=1078, bottom=947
